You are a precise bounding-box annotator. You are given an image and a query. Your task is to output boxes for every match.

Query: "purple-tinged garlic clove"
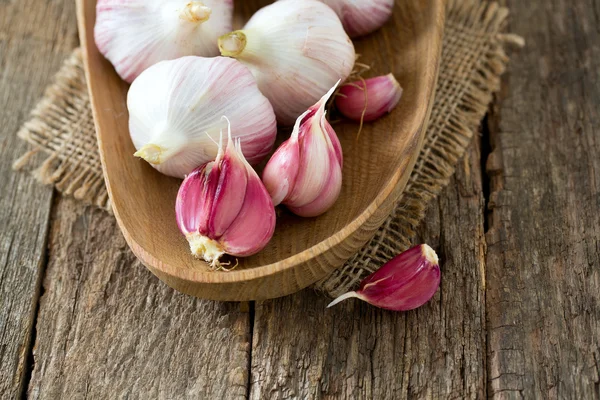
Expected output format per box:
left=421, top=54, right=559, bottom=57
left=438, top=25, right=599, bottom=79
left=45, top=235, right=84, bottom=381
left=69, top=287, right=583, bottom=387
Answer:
left=328, top=244, right=441, bottom=311
left=335, top=73, right=403, bottom=123
left=262, top=82, right=343, bottom=218
left=176, top=118, right=276, bottom=268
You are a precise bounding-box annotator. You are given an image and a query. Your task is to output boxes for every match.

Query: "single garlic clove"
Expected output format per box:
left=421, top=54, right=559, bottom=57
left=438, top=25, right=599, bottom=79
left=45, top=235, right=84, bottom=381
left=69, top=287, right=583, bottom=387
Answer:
left=95, top=0, right=234, bottom=83
left=320, top=0, right=395, bottom=38
left=335, top=73, right=403, bottom=123
left=128, top=56, right=277, bottom=179
left=262, top=82, right=343, bottom=217
left=218, top=0, right=355, bottom=125
left=176, top=119, right=276, bottom=267
left=327, top=244, right=441, bottom=311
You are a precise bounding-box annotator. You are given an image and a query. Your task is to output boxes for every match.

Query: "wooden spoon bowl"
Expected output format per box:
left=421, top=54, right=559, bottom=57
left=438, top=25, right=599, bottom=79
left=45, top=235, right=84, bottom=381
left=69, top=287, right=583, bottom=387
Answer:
left=76, top=0, right=445, bottom=301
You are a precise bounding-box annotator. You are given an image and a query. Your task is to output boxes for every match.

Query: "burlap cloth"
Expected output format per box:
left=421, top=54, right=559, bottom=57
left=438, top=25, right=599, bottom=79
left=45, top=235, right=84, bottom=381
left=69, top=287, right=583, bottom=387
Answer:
left=13, top=0, right=523, bottom=299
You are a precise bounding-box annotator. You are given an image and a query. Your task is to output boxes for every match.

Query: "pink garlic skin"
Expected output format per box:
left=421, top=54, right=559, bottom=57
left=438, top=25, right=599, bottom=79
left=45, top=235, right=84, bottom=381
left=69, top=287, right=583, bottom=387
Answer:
left=176, top=128, right=275, bottom=265
left=328, top=244, right=441, bottom=311
left=262, top=84, right=343, bottom=218
left=335, top=73, right=403, bottom=122
left=321, top=0, right=395, bottom=38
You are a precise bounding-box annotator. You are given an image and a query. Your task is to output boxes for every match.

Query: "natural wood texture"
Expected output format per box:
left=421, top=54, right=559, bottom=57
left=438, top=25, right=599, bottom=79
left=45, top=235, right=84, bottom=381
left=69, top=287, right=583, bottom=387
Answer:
left=0, top=0, right=77, bottom=397
left=28, top=198, right=251, bottom=399
left=249, top=139, right=487, bottom=399
left=77, top=0, right=445, bottom=301
left=486, top=0, right=600, bottom=397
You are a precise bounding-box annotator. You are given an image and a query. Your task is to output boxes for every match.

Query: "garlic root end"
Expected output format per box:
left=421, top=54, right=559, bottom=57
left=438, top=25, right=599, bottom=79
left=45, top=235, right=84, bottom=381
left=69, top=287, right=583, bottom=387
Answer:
left=187, top=233, right=226, bottom=268
left=181, top=2, right=211, bottom=23
left=134, top=144, right=166, bottom=165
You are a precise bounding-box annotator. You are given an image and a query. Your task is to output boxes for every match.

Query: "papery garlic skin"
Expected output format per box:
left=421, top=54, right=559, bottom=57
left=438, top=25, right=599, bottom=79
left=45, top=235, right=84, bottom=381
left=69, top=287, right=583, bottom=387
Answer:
left=336, top=73, right=403, bottom=122
left=218, top=0, right=355, bottom=125
left=262, top=83, right=343, bottom=217
left=176, top=121, right=276, bottom=267
left=328, top=244, right=441, bottom=311
left=95, top=0, right=233, bottom=83
left=320, top=0, right=395, bottom=38
left=128, top=56, right=277, bottom=178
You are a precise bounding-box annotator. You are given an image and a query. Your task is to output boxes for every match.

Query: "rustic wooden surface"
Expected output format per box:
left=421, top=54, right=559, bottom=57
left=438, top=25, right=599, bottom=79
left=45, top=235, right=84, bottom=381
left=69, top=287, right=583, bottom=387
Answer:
left=1, top=0, right=599, bottom=399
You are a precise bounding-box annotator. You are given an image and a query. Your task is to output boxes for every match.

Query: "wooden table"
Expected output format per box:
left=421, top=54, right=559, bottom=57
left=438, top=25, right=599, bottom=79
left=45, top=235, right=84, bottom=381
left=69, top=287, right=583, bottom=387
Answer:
left=1, top=0, right=599, bottom=398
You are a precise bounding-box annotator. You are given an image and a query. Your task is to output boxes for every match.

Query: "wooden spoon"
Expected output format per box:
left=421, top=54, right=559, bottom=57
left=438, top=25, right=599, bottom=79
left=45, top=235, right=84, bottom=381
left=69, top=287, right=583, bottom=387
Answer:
left=76, top=0, right=445, bottom=301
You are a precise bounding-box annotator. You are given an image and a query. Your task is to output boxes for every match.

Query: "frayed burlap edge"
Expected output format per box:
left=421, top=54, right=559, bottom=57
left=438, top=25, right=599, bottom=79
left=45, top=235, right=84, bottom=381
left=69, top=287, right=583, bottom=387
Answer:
left=13, top=49, right=111, bottom=211
left=314, top=0, right=524, bottom=298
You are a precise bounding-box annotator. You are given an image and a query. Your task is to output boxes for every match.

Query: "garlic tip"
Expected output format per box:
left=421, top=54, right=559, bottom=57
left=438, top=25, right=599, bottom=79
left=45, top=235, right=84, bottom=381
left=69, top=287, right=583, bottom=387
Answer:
left=218, top=31, right=247, bottom=57
left=181, top=2, right=212, bottom=23
left=134, top=144, right=166, bottom=165
left=327, top=291, right=361, bottom=308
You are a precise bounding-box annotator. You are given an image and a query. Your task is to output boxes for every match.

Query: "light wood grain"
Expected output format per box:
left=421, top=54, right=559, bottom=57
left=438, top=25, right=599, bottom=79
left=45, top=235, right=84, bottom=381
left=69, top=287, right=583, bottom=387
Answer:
left=77, top=0, right=445, bottom=301
left=486, top=0, right=600, bottom=397
left=27, top=198, right=251, bottom=399
left=248, top=138, right=487, bottom=399
left=0, top=0, right=78, bottom=397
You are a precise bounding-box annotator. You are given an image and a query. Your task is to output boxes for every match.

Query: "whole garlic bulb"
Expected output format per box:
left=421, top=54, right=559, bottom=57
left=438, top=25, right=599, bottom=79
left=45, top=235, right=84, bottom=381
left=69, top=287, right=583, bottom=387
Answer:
left=128, top=56, right=277, bottom=179
left=95, top=0, right=233, bottom=83
left=319, top=0, right=395, bottom=38
left=218, top=0, right=355, bottom=125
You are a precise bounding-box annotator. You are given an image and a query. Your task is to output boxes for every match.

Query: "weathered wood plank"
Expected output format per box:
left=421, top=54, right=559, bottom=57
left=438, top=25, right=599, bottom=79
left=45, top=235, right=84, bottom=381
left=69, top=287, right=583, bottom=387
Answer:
left=486, top=0, right=600, bottom=398
left=0, top=0, right=78, bottom=397
left=249, top=139, right=487, bottom=399
left=27, top=198, right=251, bottom=399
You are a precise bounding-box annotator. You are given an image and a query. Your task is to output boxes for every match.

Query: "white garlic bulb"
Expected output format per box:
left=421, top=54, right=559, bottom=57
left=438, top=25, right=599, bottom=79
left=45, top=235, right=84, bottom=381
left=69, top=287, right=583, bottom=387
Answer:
left=128, top=56, right=277, bottom=179
left=218, top=0, right=355, bottom=125
left=95, top=0, right=233, bottom=83
left=320, top=0, right=395, bottom=38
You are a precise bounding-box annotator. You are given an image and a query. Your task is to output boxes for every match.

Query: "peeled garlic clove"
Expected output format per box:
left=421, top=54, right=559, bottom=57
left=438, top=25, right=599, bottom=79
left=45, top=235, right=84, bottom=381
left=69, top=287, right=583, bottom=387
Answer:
left=128, top=56, right=277, bottom=179
left=218, top=0, right=355, bottom=125
left=95, top=0, right=233, bottom=83
left=262, top=83, right=343, bottom=217
left=335, top=73, right=403, bottom=122
left=328, top=244, right=441, bottom=311
left=176, top=121, right=276, bottom=267
left=320, top=0, right=395, bottom=38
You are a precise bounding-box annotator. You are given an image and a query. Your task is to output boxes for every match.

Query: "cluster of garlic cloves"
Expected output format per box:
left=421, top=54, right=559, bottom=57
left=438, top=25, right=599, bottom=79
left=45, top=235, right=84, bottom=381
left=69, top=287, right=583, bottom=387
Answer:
left=218, top=0, right=356, bottom=125
left=262, top=83, right=343, bottom=217
left=176, top=119, right=276, bottom=268
left=320, top=0, right=395, bottom=38
left=127, top=56, right=277, bottom=178
left=95, top=0, right=234, bottom=82
left=335, top=73, right=403, bottom=122
left=328, top=244, right=441, bottom=311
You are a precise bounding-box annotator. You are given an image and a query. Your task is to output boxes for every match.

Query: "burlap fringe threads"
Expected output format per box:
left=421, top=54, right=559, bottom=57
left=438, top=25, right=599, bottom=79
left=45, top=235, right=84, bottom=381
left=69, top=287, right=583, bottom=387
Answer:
left=13, top=0, right=523, bottom=298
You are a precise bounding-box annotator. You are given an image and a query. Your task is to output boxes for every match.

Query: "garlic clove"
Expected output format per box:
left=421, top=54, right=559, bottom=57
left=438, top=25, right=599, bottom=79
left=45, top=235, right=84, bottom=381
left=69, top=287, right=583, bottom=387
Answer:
left=95, top=0, right=234, bottom=83
left=335, top=73, right=403, bottom=122
left=128, top=56, right=277, bottom=179
left=175, top=120, right=276, bottom=267
left=262, top=82, right=343, bottom=217
left=218, top=0, right=355, bottom=125
left=219, top=170, right=276, bottom=257
left=327, top=244, right=441, bottom=311
left=320, top=0, right=395, bottom=38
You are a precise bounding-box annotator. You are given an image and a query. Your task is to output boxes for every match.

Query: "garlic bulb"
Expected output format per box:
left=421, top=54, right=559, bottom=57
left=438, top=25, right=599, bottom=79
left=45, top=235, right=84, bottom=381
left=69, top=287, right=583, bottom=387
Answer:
left=336, top=73, right=403, bottom=122
left=218, top=0, right=355, bottom=125
left=328, top=244, right=441, bottom=311
left=176, top=120, right=276, bottom=268
left=95, top=0, right=233, bottom=83
left=262, top=83, right=343, bottom=217
left=128, top=56, right=277, bottom=178
left=320, top=0, right=395, bottom=38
